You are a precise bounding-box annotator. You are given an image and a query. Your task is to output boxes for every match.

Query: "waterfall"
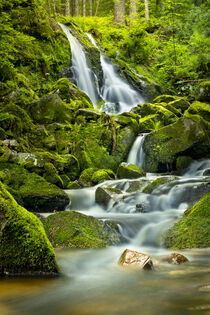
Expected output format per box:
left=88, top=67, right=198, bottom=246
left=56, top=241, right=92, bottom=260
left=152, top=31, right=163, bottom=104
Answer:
left=127, top=133, right=147, bottom=168
left=59, top=23, right=99, bottom=105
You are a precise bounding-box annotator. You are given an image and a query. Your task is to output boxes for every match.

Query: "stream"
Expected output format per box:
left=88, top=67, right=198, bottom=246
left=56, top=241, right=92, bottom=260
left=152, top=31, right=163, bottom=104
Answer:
left=0, top=25, right=209, bottom=315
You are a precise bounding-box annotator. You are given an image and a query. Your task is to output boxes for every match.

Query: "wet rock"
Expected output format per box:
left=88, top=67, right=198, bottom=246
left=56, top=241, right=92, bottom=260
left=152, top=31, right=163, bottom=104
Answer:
left=0, top=182, right=58, bottom=276
left=118, top=249, right=154, bottom=270
left=117, top=162, right=146, bottom=179
left=91, top=169, right=115, bottom=184
left=3, top=139, right=19, bottom=148
left=203, top=169, right=210, bottom=176
left=135, top=203, right=147, bottom=213
left=42, top=211, right=122, bottom=248
left=95, top=186, right=122, bottom=207
left=196, top=81, right=210, bottom=103
left=163, top=253, right=189, bottom=264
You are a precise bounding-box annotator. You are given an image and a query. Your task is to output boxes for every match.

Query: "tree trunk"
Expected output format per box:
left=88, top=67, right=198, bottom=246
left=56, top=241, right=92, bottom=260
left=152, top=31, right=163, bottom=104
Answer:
left=145, top=0, right=149, bottom=20
left=89, top=0, right=93, bottom=16
left=114, top=0, right=125, bottom=24
left=82, top=0, right=86, bottom=16
left=95, top=0, right=100, bottom=16
left=65, top=0, right=70, bottom=16
left=74, top=0, right=79, bottom=16
left=129, top=0, right=137, bottom=20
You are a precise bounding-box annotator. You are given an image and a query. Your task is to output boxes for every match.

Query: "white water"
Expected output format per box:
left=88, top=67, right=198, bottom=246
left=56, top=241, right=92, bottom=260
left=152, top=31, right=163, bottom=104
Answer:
left=127, top=133, right=147, bottom=167
left=61, top=29, right=144, bottom=114
left=59, top=24, right=99, bottom=105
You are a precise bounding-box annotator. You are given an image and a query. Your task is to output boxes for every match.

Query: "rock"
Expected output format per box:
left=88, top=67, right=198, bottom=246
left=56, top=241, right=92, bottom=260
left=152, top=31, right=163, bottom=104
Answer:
left=67, top=181, right=81, bottom=189
left=153, top=95, right=178, bottom=104
left=95, top=186, right=122, bottom=207
left=143, top=118, right=207, bottom=172
left=118, top=249, right=154, bottom=270
left=91, top=169, right=115, bottom=184
left=143, top=177, right=177, bottom=194
left=185, top=101, right=210, bottom=123
left=196, top=81, right=210, bottom=103
left=27, top=94, right=71, bottom=124
left=203, top=169, right=210, bottom=176
left=162, top=253, right=189, bottom=264
left=0, top=182, right=58, bottom=276
left=79, top=168, right=98, bottom=187
left=135, top=203, right=147, bottom=213
left=168, top=98, right=190, bottom=113
left=163, top=193, right=210, bottom=249
left=3, top=139, right=19, bottom=148
left=75, top=109, right=101, bottom=121
left=117, top=162, right=146, bottom=179
left=0, top=163, right=69, bottom=212
left=42, top=211, right=122, bottom=248
left=17, top=153, right=45, bottom=168
left=176, top=156, right=193, bottom=172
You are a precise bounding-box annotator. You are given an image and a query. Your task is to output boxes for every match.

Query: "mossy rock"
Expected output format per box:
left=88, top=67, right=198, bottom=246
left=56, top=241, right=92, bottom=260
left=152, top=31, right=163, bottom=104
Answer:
left=51, top=78, right=93, bottom=108
left=185, top=101, right=210, bottom=123
left=163, top=193, right=210, bottom=249
left=143, top=118, right=207, bottom=172
left=117, top=162, right=146, bottom=179
left=42, top=211, right=122, bottom=248
left=67, top=181, right=81, bottom=189
left=168, top=99, right=190, bottom=113
left=176, top=156, right=193, bottom=172
left=43, top=163, right=64, bottom=188
left=0, top=182, right=58, bottom=276
left=153, top=95, right=178, bottom=104
left=143, top=177, right=177, bottom=194
left=78, top=167, right=98, bottom=187
left=0, top=163, right=69, bottom=212
left=91, top=169, right=115, bottom=185
left=27, top=94, right=71, bottom=124
left=196, top=81, right=210, bottom=103
left=139, top=103, right=178, bottom=125
left=95, top=186, right=122, bottom=207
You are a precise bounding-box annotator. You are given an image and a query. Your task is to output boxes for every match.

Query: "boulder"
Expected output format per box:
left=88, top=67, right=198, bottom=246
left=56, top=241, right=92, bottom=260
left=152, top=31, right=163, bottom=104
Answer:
left=95, top=186, right=122, bottom=207
left=0, top=182, right=58, bottom=276
left=143, top=118, right=207, bottom=172
left=196, top=81, right=210, bottom=103
left=75, top=109, right=101, bottom=121
left=168, top=98, right=190, bottom=113
left=143, top=177, right=177, bottom=194
left=163, top=193, right=210, bottom=249
left=185, top=101, right=210, bottom=123
left=162, top=253, right=188, bottom=265
left=0, top=163, right=69, bottom=212
left=153, top=95, right=178, bottom=104
left=117, top=162, right=146, bottom=179
left=91, top=169, right=115, bottom=184
left=118, top=249, right=153, bottom=270
left=42, top=211, right=122, bottom=248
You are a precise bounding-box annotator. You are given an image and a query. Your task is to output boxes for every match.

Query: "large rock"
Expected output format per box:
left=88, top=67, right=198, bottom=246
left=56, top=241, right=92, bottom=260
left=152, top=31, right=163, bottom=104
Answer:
left=143, top=118, right=207, bottom=172
left=42, top=211, right=122, bottom=248
left=117, top=162, right=146, bottom=179
left=162, top=253, right=188, bottom=265
left=0, top=163, right=69, bottom=212
left=118, top=249, right=153, bottom=270
left=163, top=193, right=210, bottom=249
left=196, top=81, right=210, bottom=103
left=95, top=186, right=122, bottom=207
left=0, top=182, right=58, bottom=276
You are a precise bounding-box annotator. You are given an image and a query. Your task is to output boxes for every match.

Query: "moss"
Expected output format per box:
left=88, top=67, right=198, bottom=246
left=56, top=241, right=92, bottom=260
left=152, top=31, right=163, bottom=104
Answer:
left=139, top=103, right=178, bottom=125
left=67, top=181, right=81, bottom=189
left=176, top=156, right=193, bottom=172
left=168, top=98, right=190, bottom=113
left=153, top=95, right=178, bottom=104
left=42, top=211, right=121, bottom=248
left=0, top=182, right=58, bottom=276
left=185, top=101, right=210, bottom=122
left=78, top=167, right=98, bottom=186
left=0, top=163, right=69, bottom=212
left=163, top=193, right=210, bottom=249
left=117, top=162, right=146, bottom=179
left=91, top=169, right=115, bottom=185
left=196, top=81, right=210, bottom=103
left=143, top=177, right=176, bottom=194
left=43, top=162, right=63, bottom=188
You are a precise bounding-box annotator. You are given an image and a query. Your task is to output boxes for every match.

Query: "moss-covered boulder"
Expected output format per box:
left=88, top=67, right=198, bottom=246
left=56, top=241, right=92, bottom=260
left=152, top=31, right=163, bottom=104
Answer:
left=153, top=95, right=178, bottom=104
left=196, top=81, right=210, bottom=103
left=176, top=156, right=194, bottom=172
left=51, top=78, right=93, bottom=108
left=143, top=177, right=177, bottom=194
left=117, top=162, right=146, bottom=179
left=0, top=163, right=69, bottom=212
left=168, top=99, right=190, bottom=113
left=163, top=193, right=210, bottom=249
left=78, top=167, right=98, bottom=187
left=27, top=94, right=71, bottom=124
left=143, top=118, right=207, bottom=172
left=43, top=162, right=63, bottom=188
left=91, top=169, right=115, bottom=184
left=185, top=101, right=210, bottom=123
left=0, top=182, right=58, bottom=276
left=42, top=211, right=122, bottom=248
left=95, top=186, right=122, bottom=207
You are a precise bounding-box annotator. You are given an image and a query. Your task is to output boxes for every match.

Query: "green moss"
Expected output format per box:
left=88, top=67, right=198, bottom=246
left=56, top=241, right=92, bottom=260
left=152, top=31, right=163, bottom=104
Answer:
left=67, top=181, right=81, bottom=189
left=143, top=177, right=176, bottom=194
left=163, top=193, right=210, bottom=249
left=78, top=167, right=98, bottom=186
left=117, top=162, right=146, bottom=179
left=185, top=101, right=210, bottom=122
left=153, top=95, right=178, bottom=104
left=168, top=98, right=190, bottom=113
left=139, top=103, right=178, bottom=125
left=176, top=156, right=193, bottom=172
left=91, top=169, right=115, bottom=185
left=0, top=163, right=69, bottom=212
left=0, top=182, right=58, bottom=275
left=196, top=81, right=210, bottom=103
left=43, top=162, right=63, bottom=188
left=42, top=211, right=121, bottom=248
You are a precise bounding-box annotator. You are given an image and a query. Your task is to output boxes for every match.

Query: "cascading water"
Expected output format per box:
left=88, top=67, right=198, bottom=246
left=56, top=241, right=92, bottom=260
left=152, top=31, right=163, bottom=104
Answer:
left=127, top=133, right=147, bottom=167
left=86, top=33, right=145, bottom=114
left=59, top=23, right=99, bottom=105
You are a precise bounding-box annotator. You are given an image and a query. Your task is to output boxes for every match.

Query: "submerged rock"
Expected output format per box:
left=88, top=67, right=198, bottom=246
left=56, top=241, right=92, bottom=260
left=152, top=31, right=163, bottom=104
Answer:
left=117, top=162, right=146, bottom=179
left=118, top=249, right=153, bottom=270
left=162, top=253, right=189, bottom=265
left=0, top=182, right=58, bottom=276
left=163, top=193, right=210, bottom=249
left=42, top=211, right=122, bottom=248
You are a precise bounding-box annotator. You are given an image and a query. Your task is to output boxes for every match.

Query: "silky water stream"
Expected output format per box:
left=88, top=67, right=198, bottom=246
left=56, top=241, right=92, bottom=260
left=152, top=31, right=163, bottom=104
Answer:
left=0, top=28, right=209, bottom=315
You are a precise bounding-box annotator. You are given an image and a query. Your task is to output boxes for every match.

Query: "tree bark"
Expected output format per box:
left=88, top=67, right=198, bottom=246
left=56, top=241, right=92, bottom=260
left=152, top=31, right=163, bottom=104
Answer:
left=114, top=0, right=125, bottom=24
left=145, top=0, right=149, bottom=20
left=74, top=0, right=79, bottom=16
left=95, top=0, right=100, bottom=16
left=82, top=0, right=86, bottom=16
left=130, top=0, right=137, bottom=20
left=89, top=0, right=93, bottom=16
left=65, top=0, right=70, bottom=16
